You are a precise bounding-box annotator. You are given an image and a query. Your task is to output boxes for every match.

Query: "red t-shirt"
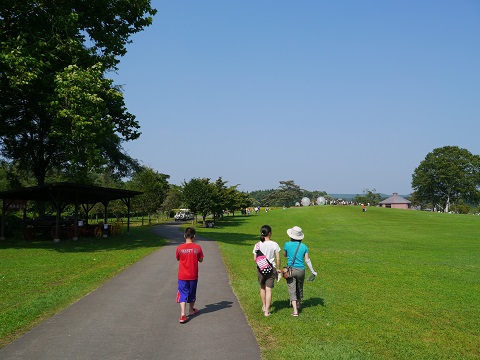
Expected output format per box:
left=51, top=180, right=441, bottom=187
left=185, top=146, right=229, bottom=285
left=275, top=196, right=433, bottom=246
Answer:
left=176, top=243, right=204, bottom=280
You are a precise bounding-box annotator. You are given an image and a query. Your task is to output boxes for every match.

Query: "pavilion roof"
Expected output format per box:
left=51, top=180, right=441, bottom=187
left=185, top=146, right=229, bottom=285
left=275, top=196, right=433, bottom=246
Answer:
left=0, top=182, right=142, bottom=205
left=379, top=193, right=411, bottom=204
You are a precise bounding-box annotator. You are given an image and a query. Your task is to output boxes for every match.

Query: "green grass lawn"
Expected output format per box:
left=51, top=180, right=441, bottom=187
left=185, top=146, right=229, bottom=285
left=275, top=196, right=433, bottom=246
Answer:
left=196, top=206, right=480, bottom=360
left=1, top=206, right=479, bottom=359
left=0, top=226, right=167, bottom=348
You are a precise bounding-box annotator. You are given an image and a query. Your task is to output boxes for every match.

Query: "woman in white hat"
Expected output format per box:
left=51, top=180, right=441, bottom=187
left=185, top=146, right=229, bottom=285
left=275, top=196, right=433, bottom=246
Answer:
left=283, top=226, right=317, bottom=316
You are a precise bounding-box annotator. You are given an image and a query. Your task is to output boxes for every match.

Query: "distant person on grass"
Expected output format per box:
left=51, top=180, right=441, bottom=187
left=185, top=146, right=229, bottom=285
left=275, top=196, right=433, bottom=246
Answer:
left=283, top=226, right=317, bottom=317
left=253, top=225, right=281, bottom=317
left=176, top=227, right=204, bottom=323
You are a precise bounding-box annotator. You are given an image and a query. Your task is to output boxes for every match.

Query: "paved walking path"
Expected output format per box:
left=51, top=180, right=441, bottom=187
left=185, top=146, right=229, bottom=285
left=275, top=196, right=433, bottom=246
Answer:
left=0, top=223, right=261, bottom=360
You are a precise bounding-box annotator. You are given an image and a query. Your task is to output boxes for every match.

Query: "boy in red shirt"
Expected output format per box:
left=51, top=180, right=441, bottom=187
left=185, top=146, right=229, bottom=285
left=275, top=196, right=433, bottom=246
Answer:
left=176, top=227, right=204, bottom=323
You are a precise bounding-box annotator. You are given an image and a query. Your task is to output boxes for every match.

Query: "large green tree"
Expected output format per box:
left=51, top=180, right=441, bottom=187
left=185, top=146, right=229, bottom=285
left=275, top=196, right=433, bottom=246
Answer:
left=247, top=189, right=275, bottom=207
left=182, top=177, right=250, bottom=222
left=224, top=185, right=251, bottom=216
left=211, top=177, right=228, bottom=220
left=210, top=177, right=251, bottom=219
left=127, top=166, right=170, bottom=225
left=411, top=146, right=480, bottom=212
left=0, top=1, right=156, bottom=185
left=0, top=162, right=10, bottom=191
left=265, top=180, right=303, bottom=207
left=182, top=178, right=214, bottom=223
left=161, top=185, right=183, bottom=219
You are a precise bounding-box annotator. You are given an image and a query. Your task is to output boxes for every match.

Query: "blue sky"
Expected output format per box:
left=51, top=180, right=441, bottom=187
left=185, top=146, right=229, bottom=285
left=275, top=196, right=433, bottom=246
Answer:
left=112, top=0, right=480, bottom=195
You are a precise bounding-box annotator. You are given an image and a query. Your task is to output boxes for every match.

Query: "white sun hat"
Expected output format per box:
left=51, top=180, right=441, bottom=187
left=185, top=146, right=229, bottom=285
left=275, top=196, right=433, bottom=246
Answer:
left=287, top=226, right=304, bottom=240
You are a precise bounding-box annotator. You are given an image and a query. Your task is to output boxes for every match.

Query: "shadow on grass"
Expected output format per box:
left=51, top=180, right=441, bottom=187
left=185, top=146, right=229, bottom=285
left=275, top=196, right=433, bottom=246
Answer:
left=197, top=230, right=254, bottom=246
left=0, top=213, right=265, bottom=251
left=212, top=215, right=251, bottom=228
left=271, top=297, right=326, bottom=312
left=195, top=215, right=257, bottom=246
left=0, top=226, right=168, bottom=252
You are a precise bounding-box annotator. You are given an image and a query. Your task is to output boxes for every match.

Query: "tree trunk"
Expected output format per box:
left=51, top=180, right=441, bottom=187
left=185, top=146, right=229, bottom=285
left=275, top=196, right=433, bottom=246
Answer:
left=445, top=195, right=450, bottom=213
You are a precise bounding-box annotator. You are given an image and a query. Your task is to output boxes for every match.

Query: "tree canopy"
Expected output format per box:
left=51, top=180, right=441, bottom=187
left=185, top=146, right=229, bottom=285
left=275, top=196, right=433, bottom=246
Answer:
left=249, top=181, right=328, bottom=207
left=182, top=177, right=252, bottom=222
left=161, top=185, right=182, bottom=217
left=0, top=1, right=157, bottom=185
left=411, top=146, right=480, bottom=212
left=182, top=178, right=215, bottom=223
left=127, top=166, right=170, bottom=225
left=264, top=180, right=303, bottom=206
left=353, top=188, right=383, bottom=206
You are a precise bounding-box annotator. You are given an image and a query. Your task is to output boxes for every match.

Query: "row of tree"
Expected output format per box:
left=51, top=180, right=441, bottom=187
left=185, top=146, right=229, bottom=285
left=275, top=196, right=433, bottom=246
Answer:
left=248, top=180, right=328, bottom=207
left=126, top=172, right=255, bottom=225
left=352, top=189, right=383, bottom=206
left=2, top=147, right=480, bottom=223
left=0, top=159, right=336, bottom=224
left=247, top=146, right=480, bottom=213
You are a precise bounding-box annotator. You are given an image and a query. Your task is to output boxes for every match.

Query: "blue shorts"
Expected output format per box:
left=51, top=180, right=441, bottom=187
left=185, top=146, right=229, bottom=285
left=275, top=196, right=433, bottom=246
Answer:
left=176, top=280, right=198, bottom=303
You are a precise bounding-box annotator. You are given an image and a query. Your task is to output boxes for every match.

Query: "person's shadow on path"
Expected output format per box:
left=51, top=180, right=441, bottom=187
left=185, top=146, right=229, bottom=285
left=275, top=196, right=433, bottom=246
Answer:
left=198, top=300, right=233, bottom=316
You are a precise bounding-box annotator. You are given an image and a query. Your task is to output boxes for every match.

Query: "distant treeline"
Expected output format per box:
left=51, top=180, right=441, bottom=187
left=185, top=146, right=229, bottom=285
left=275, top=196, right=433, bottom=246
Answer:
left=247, top=188, right=328, bottom=207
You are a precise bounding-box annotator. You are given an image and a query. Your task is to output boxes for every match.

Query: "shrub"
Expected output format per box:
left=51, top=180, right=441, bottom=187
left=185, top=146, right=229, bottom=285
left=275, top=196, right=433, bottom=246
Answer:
left=455, top=204, right=471, bottom=214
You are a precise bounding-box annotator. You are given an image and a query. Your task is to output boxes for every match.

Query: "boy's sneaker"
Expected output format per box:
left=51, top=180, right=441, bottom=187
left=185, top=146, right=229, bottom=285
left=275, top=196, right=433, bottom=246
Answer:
left=179, top=315, right=188, bottom=323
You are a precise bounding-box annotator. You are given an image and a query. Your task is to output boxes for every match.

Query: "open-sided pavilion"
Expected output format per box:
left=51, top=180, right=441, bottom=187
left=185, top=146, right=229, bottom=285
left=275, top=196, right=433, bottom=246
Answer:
left=0, top=182, right=142, bottom=241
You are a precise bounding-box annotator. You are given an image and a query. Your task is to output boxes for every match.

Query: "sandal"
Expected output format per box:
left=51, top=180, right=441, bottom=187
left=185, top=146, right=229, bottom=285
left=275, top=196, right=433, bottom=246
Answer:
left=292, top=312, right=298, bottom=317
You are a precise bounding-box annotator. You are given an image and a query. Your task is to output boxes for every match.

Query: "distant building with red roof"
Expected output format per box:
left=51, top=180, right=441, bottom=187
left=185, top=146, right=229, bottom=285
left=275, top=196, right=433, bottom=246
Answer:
left=379, top=193, right=411, bottom=209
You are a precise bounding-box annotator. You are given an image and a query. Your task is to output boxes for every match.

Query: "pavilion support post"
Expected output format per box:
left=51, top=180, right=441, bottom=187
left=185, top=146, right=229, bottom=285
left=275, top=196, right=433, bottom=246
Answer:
left=102, top=201, right=109, bottom=237
left=73, top=202, right=79, bottom=241
left=127, top=197, right=131, bottom=234
left=54, top=204, right=61, bottom=243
